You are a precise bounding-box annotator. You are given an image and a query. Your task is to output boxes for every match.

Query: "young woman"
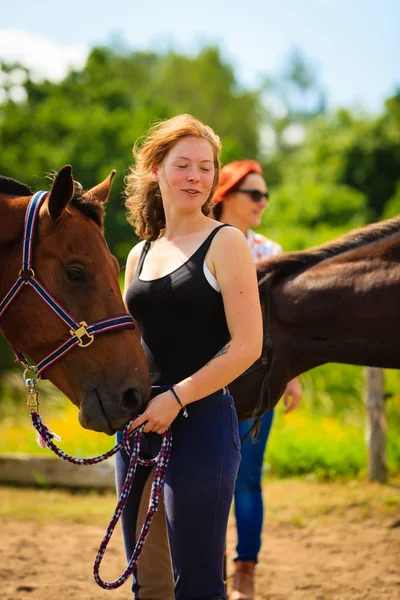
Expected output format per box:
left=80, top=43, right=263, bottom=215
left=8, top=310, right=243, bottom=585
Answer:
left=213, top=160, right=302, bottom=600
left=115, top=117, right=263, bottom=600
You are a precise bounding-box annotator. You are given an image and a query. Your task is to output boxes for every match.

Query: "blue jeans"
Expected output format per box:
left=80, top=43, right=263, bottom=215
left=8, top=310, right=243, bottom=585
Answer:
left=233, top=410, right=274, bottom=563
left=115, top=386, right=241, bottom=600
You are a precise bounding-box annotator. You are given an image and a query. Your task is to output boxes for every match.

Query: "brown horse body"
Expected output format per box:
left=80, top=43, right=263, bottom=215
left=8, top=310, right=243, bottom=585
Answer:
left=0, top=166, right=150, bottom=434
left=231, top=217, right=400, bottom=421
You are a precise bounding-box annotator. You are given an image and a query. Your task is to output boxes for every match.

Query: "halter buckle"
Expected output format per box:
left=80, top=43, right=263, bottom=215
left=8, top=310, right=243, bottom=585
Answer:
left=25, top=378, right=39, bottom=413
left=70, top=321, right=94, bottom=347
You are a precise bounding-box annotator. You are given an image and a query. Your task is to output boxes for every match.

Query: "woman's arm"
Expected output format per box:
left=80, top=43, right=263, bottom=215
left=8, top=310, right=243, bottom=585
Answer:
left=132, top=227, right=263, bottom=433
left=282, top=376, right=302, bottom=413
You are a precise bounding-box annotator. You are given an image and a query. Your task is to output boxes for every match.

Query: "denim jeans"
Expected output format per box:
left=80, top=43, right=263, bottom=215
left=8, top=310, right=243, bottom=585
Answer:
left=233, top=410, right=274, bottom=563
left=115, top=386, right=241, bottom=600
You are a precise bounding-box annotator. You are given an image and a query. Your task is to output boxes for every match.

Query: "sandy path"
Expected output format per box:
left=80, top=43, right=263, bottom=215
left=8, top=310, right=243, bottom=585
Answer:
left=0, top=483, right=399, bottom=600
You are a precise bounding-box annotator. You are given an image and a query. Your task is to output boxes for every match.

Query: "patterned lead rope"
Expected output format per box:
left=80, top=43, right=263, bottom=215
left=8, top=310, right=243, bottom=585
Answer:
left=31, top=411, right=172, bottom=590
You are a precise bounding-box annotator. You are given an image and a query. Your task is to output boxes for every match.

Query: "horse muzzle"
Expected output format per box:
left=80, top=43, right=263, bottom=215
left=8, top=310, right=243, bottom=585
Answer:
left=79, top=384, right=149, bottom=435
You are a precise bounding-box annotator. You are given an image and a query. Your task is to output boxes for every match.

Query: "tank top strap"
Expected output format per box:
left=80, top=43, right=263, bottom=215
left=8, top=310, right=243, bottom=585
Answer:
left=135, top=241, right=151, bottom=278
left=191, top=223, right=231, bottom=265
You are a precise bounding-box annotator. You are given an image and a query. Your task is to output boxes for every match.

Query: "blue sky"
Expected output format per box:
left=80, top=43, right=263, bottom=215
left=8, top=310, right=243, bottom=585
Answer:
left=1, top=0, right=399, bottom=112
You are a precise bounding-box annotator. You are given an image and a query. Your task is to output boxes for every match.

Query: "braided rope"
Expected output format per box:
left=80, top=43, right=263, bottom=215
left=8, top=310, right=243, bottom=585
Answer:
left=30, top=412, right=172, bottom=589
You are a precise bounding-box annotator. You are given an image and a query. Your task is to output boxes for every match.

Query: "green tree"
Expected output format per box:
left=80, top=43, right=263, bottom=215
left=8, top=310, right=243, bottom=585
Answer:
left=259, top=181, right=367, bottom=251
left=261, top=48, right=327, bottom=162
left=273, top=93, right=400, bottom=224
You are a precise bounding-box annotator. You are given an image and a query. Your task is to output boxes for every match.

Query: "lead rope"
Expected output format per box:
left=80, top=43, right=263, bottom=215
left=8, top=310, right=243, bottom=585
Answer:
left=28, top=380, right=172, bottom=590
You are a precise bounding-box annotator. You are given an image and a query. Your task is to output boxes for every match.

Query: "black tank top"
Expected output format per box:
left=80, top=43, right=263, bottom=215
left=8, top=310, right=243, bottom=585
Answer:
left=126, top=225, right=231, bottom=385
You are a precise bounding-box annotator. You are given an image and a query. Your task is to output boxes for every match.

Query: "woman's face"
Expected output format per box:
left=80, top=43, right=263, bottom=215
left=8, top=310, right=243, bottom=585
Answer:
left=153, top=136, right=215, bottom=214
left=223, top=173, right=269, bottom=229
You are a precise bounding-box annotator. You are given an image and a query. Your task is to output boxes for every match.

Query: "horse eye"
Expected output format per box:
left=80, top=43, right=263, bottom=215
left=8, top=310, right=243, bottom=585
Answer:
left=66, top=267, right=86, bottom=283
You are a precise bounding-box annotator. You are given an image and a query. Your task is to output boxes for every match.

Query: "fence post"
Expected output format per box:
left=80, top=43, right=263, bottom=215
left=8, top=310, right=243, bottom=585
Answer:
left=365, top=367, right=387, bottom=483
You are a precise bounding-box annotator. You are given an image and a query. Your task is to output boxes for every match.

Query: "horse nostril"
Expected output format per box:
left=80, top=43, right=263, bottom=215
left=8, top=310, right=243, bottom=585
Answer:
left=122, top=386, right=142, bottom=415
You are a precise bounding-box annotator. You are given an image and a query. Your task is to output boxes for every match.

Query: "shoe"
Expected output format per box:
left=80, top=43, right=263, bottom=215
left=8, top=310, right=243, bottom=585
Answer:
left=230, top=560, right=256, bottom=600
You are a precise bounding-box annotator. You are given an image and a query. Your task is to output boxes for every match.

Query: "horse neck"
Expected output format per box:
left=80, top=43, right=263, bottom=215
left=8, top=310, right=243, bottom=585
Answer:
left=0, top=195, right=29, bottom=251
left=270, top=245, right=400, bottom=373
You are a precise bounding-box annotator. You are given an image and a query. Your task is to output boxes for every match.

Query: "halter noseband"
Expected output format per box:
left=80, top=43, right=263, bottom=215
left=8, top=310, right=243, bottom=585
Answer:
left=0, top=190, right=136, bottom=378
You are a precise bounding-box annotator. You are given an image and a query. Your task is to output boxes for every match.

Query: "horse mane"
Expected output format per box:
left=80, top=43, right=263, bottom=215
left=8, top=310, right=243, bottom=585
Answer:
left=258, top=216, right=400, bottom=286
left=0, top=175, right=104, bottom=227
left=70, top=188, right=105, bottom=228
left=0, top=176, right=32, bottom=197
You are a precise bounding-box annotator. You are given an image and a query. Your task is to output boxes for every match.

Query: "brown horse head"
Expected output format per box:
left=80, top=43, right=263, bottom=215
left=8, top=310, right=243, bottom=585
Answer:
left=0, top=165, right=151, bottom=434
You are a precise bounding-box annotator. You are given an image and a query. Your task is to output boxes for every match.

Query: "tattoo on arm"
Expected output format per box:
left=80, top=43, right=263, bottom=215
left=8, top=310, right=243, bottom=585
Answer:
left=206, top=343, right=230, bottom=365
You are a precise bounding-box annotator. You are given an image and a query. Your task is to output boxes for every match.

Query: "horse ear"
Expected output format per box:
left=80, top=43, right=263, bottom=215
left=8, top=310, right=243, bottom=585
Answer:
left=82, top=170, right=116, bottom=204
left=47, top=165, right=74, bottom=220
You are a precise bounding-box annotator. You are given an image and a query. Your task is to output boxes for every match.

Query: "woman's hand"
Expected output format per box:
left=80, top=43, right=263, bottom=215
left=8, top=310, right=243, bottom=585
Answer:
left=282, top=377, right=302, bottom=413
left=129, top=390, right=181, bottom=434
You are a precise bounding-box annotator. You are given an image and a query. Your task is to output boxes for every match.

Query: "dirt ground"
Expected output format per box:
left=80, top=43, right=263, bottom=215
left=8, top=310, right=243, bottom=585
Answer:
left=0, top=480, right=399, bottom=600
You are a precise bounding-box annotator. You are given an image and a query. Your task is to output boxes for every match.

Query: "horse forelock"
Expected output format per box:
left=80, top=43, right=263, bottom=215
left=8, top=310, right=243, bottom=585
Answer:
left=257, top=215, right=400, bottom=287
left=70, top=191, right=105, bottom=228
left=0, top=176, right=32, bottom=197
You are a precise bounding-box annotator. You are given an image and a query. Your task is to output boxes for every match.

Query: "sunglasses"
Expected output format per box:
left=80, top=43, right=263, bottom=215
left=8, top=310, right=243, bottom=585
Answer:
left=237, top=189, right=270, bottom=203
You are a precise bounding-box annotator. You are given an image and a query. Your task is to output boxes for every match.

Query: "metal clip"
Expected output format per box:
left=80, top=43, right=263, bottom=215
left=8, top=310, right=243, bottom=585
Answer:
left=70, top=321, right=94, bottom=347
left=25, top=378, right=39, bottom=413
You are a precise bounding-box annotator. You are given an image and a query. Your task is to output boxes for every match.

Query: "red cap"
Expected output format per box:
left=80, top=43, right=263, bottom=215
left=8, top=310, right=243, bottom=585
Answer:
left=214, top=160, right=263, bottom=203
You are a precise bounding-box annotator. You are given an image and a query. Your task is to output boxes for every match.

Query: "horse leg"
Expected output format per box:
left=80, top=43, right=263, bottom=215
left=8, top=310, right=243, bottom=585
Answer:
left=135, top=465, right=175, bottom=599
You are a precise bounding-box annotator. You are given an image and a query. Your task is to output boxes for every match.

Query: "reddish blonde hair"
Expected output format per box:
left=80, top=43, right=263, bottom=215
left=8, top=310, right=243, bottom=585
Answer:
left=125, top=114, right=222, bottom=240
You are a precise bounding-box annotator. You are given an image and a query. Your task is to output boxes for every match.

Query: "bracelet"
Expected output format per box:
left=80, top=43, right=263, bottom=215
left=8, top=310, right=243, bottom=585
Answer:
left=170, top=387, right=188, bottom=418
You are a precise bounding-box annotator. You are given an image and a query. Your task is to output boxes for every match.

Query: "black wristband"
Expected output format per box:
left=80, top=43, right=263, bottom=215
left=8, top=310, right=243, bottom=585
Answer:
left=170, top=387, right=188, bottom=418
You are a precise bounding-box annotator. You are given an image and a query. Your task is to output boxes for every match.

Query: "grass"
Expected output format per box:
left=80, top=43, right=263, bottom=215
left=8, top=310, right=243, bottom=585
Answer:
left=261, top=477, right=400, bottom=528
left=266, top=410, right=368, bottom=479
left=0, top=477, right=399, bottom=527
left=0, top=485, right=116, bottom=525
